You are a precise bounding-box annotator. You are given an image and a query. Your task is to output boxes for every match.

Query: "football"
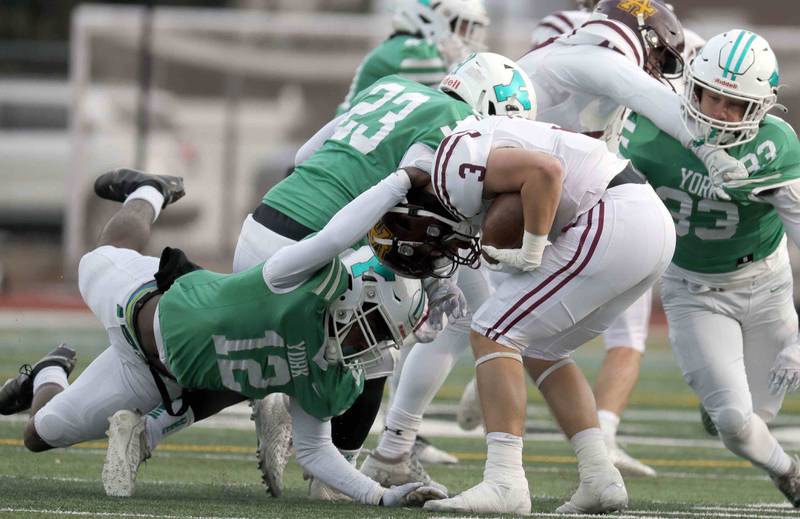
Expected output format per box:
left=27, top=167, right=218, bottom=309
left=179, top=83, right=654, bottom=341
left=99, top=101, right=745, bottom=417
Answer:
left=481, top=193, right=524, bottom=262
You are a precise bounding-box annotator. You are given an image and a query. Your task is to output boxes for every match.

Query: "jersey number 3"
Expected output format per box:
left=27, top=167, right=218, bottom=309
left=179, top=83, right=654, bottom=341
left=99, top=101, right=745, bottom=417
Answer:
left=332, top=82, right=429, bottom=154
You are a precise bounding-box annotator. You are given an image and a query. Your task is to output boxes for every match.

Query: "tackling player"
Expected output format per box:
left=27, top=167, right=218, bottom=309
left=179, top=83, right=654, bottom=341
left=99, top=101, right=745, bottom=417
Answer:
left=619, top=30, right=800, bottom=507
left=0, top=167, right=450, bottom=507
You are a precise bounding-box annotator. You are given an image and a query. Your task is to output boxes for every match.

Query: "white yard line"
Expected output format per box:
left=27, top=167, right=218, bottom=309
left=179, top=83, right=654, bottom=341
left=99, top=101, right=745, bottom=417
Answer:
left=0, top=509, right=249, bottom=519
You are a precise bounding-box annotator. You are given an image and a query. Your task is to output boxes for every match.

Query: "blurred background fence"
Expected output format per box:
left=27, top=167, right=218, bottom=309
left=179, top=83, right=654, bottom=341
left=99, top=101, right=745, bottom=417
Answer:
left=1, top=0, right=799, bottom=290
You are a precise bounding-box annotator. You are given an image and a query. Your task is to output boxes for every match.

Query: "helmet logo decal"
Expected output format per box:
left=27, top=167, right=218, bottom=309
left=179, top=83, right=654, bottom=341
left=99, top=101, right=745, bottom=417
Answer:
left=722, top=31, right=757, bottom=80
left=769, top=69, right=780, bottom=88
left=493, top=69, right=532, bottom=110
left=616, top=0, right=656, bottom=18
left=351, top=256, right=397, bottom=281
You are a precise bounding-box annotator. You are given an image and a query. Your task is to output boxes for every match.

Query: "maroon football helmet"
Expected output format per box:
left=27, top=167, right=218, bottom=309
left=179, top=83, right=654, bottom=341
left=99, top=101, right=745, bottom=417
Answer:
left=368, top=189, right=480, bottom=279
left=594, top=0, right=685, bottom=82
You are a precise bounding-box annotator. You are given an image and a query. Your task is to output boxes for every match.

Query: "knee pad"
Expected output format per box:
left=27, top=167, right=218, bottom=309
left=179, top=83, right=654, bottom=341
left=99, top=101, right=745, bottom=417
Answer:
left=714, top=406, right=750, bottom=437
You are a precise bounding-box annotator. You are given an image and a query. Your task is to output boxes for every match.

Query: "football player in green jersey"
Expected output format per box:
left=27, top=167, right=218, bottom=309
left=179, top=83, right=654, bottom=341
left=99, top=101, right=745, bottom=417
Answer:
left=336, top=0, right=489, bottom=115
left=620, top=30, right=800, bottom=507
left=0, top=167, right=456, bottom=507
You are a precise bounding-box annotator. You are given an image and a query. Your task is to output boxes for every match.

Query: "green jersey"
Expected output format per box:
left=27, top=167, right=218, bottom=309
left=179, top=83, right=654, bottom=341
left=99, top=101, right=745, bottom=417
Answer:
left=620, top=113, right=800, bottom=274
left=336, top=34, right=447, bottom=115
left=264, top=75, right=474, bottom=231
left=158, top=259, right=362, bottom=421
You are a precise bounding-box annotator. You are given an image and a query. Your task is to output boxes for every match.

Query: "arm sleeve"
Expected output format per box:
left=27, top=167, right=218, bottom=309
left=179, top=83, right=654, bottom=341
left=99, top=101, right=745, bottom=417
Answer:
left=294, top=115, right=345, bottom=166
left=761, top=182, right=800, bottom=249
left=263, top=171, right=412, bottom=289
left=289, top=398, right=384, bottom=505
left=551, top=46, right=695, bottom=148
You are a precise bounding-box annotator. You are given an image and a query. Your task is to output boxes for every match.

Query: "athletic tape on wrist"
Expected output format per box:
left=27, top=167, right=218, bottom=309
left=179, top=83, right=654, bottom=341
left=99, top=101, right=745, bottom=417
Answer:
left=534, top=357, right=575, bottom=387
left=475, top=351, right=523, bottom=368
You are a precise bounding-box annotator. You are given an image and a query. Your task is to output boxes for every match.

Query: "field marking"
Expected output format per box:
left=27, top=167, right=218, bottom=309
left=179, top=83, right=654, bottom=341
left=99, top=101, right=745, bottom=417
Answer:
left=0, top=436, right=755, bottom=469
left=0, top=509, right=249, bottom=519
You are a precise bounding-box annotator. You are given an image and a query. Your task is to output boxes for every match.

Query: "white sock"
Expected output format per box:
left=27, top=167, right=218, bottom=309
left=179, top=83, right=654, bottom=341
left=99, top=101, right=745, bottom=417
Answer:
left=32, top=366, right=69, bottom=394
left=339, top=448, right=361, bottom=466
left=144, top=402, right=195, bottom=451
left=125, top=185, right=164, bottom=222
left=484, top=432, right=525, bottom=485
left=375, top=407, right=422, bottom=459
left=720, top=414, right=793, bottom=477
left=597, top=409, right=620, bottom=447
left=571, top=427, right=611, bottom=475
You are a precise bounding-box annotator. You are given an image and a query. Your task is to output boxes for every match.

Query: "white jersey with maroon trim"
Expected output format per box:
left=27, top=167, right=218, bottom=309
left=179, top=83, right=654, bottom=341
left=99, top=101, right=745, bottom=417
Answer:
left=530, top=10, right=591, bottom=49
left=431, top=116, right=627, bottom=240
left=517, top=14, right=689, bottom=151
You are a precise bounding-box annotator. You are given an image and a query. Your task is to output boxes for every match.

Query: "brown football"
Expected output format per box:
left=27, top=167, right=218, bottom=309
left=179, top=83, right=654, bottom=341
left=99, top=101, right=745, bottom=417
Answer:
left=481, top=193, right=523, bottom=263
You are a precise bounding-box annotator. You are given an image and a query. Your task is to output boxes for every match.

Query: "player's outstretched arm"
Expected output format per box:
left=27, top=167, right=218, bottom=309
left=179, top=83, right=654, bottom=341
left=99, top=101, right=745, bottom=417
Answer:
left=263, top=169, right=426, bottom=289
left=289, top=397, right=446, bottom=506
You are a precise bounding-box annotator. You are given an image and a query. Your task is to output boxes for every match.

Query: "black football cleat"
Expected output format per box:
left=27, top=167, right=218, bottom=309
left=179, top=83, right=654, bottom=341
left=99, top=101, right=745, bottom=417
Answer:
left=94, top=168, right=185, bottom=209
left=0, top=343, right=77, bottom=415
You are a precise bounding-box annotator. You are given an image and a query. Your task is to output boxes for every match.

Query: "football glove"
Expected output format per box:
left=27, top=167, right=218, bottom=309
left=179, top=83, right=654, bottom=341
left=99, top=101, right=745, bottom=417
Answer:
left=769, top=344, right=800, bottom=395
left=695, top=145, right=748, bottom=201
left=422, top=277, right=468, bottom=332
left=483, top=231, right=548, bottom=272
left=381, top=482, right=448, bottom=507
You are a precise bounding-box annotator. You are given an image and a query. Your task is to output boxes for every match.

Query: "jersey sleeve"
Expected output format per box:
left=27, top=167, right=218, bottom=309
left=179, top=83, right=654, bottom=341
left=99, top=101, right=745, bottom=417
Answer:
left=431, top=128, right=494, bottom=221
left=725, top=118, right=800, bottom=201
left=618, top=113, right=664, bottom=178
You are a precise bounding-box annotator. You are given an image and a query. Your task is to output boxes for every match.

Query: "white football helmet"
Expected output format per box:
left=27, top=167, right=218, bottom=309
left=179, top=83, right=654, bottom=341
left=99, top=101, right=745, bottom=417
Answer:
left=439, top=52, right=536, bottom=119
left=681, top=29, right=779, bottom=148
left=326, top=247, right=426, bottom=374
left=393, top=0, right=489, bottom=63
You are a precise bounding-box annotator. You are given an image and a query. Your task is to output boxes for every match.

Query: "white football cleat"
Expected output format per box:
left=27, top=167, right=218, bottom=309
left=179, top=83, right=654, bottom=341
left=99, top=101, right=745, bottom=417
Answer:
left=771, top=456, right=800, bottom=507
left=413, top=435, right=458, bottom=465
left=556, top=465, right=628, bottom=514
left=361, top=452, right=448, bottom=495
left=456, top=376, right=483, bottom=431
left=102, top=409, right=150, bottom=497
left=252, top=393, right=293, bottom=497
left=307, top=475, right=352, bottom=502
left=608, top=445, right=657, bottom=477
left=423, top=479, right=531, bottom=515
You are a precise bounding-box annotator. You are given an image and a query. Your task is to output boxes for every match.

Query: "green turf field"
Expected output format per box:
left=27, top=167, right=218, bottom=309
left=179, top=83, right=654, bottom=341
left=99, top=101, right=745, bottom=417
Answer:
left=2, top=324, right=800, bottom=518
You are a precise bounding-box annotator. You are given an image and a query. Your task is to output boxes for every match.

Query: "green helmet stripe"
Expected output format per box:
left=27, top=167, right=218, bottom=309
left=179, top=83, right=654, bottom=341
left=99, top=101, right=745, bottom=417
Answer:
left=731, top=33, right=758, bottom=80
left=722, top=30, right=746, bottom=79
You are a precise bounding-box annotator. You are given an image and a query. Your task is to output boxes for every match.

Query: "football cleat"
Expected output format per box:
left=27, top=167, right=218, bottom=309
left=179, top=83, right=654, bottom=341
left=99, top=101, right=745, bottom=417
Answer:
left=771, top=456, right=800, bottom=507
left=700, top=404, right=719, bottom=436
left=423, top=479, right=530, bottom=515
left=456, top=376, right=483, bottom=431
left=608, top=446, right=657, bottom=477
left=0, top=343, right=76, bottom=415
left=413, top=435, right=459, bottom=465
left=252, top=393, right=293, bottom=497
left=307, top=474, right=352, bottom=502
left=556, top=465, right=628, bottom=514
left=102, top=409, right=151, bottom=497
left=94, top=168, right=185, bottom=208
left=360, top=452, right=448, bottom=495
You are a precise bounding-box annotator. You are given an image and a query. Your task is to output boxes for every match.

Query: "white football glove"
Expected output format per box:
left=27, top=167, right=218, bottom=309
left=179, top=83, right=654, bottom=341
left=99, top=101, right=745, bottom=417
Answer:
left=422, top=277, right=468, bottom=332
left=413, top=318, right=440, bottom=344
left=695, top=145, right=748, bottom=201
left=769, top=344, right=800, bottom=395
left=381, top=482, right=448, bottom=507
left=482, top=231, right=549, bottom=272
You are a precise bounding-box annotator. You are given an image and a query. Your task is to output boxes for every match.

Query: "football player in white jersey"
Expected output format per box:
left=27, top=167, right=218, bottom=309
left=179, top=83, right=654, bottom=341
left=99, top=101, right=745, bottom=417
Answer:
left=380, top=114, right=675, bottom=514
